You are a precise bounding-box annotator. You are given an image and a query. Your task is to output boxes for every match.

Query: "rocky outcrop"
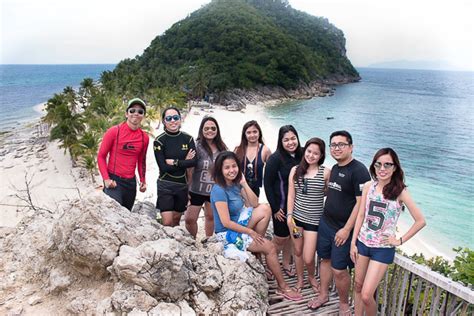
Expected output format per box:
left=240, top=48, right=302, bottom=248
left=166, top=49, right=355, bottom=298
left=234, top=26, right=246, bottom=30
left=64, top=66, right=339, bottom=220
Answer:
left=0, top=192, right=269, bottom=315
left=215, top=76, right=360, bottom=108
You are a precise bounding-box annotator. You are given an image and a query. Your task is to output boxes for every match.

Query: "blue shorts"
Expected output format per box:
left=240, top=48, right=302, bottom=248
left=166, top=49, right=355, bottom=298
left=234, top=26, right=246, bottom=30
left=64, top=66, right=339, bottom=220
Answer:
left=294, top=217, right=319, bottom=232
left=356, top=240, right=395, bottom=264
left=316, top=217, right=353, bottom=270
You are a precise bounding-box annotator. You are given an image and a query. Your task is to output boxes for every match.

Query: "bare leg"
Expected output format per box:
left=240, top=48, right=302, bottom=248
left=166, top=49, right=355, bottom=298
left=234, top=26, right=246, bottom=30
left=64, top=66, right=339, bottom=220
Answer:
left=282, top=238, right=294, bottom=271
left=203, top=202, right=214, bottom=237
left=247, top=204, right=271, bottom=235
left=361, top=260, right=389, bottom=316
left=291, top=228, right=305, bottom=290
left=333, top=268, right=351, bottom=315
left=354, top=254, right=370, bottom=316
left=161, top=211, right=174, bottom=227
left=302, top=231, right=319, bottom=292
left=185, top=204, right=201, bottom=238
left=172, top=211, right=183, bottom=227
left=247, top=237, right=301, bottom=300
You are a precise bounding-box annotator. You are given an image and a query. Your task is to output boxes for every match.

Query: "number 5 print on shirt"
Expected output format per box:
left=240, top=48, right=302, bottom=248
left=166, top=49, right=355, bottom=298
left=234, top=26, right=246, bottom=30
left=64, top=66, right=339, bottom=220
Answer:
left=367, top=200, right=387, bottom=231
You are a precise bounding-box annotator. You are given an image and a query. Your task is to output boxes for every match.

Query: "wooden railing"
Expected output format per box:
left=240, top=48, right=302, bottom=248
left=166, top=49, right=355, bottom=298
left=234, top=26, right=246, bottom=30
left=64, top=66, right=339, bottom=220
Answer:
left=377, top=254, right=474, bottom=315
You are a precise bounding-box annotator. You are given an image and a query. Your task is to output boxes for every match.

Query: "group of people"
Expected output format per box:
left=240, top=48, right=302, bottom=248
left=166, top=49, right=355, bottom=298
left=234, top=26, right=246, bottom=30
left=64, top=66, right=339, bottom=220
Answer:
left=98, top=99, right=426, bottom=315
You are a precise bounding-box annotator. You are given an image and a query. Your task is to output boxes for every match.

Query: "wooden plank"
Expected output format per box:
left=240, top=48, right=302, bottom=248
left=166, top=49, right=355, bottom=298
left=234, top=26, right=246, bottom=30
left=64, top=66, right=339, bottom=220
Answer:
left=396, top=268, right=410, bottom=316
left=439, top=291, right=448, bottom=315
left=420, top=283, right=432, bottom=315
left=412, top=277, right=423, bottom=316
left=380, top=269, right=389, bottom=315
left=428, top=286, right=441, bottom=316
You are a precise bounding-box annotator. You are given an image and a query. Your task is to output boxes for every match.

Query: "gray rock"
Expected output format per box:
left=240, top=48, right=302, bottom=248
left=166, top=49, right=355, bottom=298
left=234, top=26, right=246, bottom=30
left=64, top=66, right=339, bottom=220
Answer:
left=48, top=268, right=71, bottom=293
left=27, top=294, right=43, bottom=306
left=148, top=302, right=181, bottom=316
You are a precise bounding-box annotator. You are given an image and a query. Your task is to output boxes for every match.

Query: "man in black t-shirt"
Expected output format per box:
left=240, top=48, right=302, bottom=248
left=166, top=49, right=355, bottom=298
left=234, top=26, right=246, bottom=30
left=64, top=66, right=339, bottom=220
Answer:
left=309, top=131, right=370, bottom=314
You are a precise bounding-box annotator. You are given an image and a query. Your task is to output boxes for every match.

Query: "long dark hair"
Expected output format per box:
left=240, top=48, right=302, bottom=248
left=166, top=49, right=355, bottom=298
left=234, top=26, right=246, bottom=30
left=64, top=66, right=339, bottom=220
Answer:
left=294, top=137, right=326, bottom=184
left=234, top=120, right=264, bottom=163
left=196, top=116, right=228, bottom=157
left=212, top=151, right=242, bottom=187
left=276, top=125, right=303, bottom=160
left=370, top=148, right=406, bottom=201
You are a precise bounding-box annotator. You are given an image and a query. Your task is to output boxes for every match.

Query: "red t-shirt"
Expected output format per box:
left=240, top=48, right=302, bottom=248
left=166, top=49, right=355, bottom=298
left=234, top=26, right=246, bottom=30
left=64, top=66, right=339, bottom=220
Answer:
left=97, top=123, right=149, bottom=183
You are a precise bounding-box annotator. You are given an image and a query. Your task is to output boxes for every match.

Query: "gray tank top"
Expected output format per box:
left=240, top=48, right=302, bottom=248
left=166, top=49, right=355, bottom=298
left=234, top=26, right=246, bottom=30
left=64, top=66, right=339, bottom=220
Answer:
left=189, top=142, right=219, bottom=196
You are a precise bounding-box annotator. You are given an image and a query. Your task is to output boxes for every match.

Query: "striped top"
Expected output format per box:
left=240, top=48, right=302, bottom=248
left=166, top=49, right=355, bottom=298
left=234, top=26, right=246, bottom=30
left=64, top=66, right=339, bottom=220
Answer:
left=293, top=165, right=326, bottom=226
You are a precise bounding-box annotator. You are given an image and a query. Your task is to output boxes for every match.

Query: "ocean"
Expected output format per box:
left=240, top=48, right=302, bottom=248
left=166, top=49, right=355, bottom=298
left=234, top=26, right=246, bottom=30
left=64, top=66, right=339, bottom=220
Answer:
left=265, top=68, right=474, bottom=255
left=0, top=64, right=115, bottom=132
left=0, top=65, right=472, bottom=255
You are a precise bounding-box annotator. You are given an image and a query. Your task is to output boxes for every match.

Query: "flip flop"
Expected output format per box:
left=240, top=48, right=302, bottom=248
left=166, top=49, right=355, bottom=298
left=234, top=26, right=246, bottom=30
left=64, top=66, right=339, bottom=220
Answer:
left=276, top=287, right=303, bottom=301
left=265, top=268, right=275, bottom=282
left=282, top=265, right=296, bottom=277
left=308, top=296, right=329, bottom=310
left=309, top=278, right=320, bottom=293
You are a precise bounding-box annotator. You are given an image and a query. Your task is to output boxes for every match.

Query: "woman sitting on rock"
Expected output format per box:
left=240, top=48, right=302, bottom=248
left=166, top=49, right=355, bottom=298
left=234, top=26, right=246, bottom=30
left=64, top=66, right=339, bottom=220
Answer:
left=210, top=151, right=303, bottom=301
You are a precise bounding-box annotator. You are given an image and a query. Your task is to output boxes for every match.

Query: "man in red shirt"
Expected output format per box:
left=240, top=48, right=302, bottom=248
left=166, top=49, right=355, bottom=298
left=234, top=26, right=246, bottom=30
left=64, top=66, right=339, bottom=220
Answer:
left=97, top=98, right=149, bottom=210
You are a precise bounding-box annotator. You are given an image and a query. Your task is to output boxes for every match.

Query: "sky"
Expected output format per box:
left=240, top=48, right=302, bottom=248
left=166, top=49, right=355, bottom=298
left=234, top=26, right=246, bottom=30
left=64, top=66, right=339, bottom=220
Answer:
left=1, top=0, right=473, bottom=70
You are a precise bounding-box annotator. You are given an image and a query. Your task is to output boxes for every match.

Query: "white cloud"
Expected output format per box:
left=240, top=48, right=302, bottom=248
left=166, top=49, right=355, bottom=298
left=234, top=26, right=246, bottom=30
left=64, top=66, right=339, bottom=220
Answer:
left=1, top=0, right=473, bottom=70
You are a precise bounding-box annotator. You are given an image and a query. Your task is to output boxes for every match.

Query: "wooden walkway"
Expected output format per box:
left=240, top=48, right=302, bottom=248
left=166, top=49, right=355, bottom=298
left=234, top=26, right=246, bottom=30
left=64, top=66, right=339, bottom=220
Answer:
left=267, top=268, right=352, bottom=315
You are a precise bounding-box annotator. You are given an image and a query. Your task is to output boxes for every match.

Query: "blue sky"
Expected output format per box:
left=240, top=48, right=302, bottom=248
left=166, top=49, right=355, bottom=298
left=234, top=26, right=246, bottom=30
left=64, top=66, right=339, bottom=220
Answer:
left=1, top=0, right=473, bottom=70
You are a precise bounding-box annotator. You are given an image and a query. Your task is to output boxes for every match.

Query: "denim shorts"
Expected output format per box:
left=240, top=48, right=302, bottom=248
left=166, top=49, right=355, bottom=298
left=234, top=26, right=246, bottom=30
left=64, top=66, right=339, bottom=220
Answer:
left=316, top=217, right=353, bottom=270
left=356, top=239, right=395, bottom=264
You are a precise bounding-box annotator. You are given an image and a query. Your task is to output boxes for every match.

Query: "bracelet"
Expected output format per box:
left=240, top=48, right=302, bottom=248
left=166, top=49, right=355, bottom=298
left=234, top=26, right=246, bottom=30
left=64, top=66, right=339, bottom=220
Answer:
left=399, top=237, right=403, bottom=245
left=286, top=213, right=293, bottom=217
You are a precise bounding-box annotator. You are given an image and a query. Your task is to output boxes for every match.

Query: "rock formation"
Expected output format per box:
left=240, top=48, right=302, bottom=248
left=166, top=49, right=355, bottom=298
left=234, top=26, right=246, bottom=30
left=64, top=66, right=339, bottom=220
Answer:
left=0, top=192, right=269, bottom=315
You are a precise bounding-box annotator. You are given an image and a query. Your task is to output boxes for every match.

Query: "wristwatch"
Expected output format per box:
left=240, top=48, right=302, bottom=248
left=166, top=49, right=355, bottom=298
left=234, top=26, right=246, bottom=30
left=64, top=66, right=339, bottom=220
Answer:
left=173, top=159, right=179, bottom=167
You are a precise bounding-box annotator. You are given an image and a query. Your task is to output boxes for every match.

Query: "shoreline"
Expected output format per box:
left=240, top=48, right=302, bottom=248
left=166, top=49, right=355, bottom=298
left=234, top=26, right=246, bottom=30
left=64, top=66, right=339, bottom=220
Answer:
left=0, top=102, right=456, bottom=261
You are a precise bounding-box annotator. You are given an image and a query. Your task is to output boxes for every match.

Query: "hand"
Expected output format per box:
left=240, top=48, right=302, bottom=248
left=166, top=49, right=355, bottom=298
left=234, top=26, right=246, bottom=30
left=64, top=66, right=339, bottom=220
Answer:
left=249, top=230, right=265, bottom=244
left=165, top=159, right=174, bottom=165
left=335, top=227, right=350, bottom=247
left=139, top=182, right=147, bottom=192
left=239, top=173, right=248, bottom=186
left=274, top=209, right=286, bottom=222
left=104, top=179, right=117, bottom=189
left=385, top=235, right=402, bottom=247
left=185, top=149, right=196, bottom=160
left=350, top=242, right=358, bottom=263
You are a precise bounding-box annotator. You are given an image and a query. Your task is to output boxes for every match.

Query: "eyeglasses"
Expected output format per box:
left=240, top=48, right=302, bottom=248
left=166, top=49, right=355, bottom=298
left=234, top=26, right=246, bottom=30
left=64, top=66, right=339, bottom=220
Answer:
left=374, top=162, right=395, bottom=170
left=164, top=115, right=180, bottom=122
left=203, top=126, right=217, bottom=132
left=128, top=108, right=145, bottom=115
left=329, top=142, right=350, bottom=150
left=302, top=178, right=308, bottom=194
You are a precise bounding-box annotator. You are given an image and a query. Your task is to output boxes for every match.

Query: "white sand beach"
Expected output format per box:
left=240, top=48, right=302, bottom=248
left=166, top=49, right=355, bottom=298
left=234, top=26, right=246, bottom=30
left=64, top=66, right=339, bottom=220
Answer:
left=0, top=103, right=445, bottom=259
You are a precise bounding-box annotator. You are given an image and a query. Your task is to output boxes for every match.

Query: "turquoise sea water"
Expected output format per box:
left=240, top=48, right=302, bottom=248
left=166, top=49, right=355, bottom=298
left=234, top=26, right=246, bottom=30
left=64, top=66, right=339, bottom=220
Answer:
left=265, top=68, right=474, bottom=255
left=0, top=64, right=115, bottom=132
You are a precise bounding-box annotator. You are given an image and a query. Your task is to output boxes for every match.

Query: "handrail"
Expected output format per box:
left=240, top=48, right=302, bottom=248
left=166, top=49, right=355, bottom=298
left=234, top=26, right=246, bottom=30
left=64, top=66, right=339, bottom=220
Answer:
left=394, top=254, right=474, bottom=304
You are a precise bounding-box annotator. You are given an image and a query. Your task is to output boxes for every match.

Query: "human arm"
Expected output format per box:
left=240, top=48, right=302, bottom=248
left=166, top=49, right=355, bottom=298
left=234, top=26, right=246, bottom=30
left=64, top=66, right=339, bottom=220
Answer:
left=262, top=145, right=272, bottom=163
left=286, top=167, right=297, bottom=233
left=97, top=127, right=116, bottom=188
left=137, top=132, right=149, bottom=192
left=214, top=200, right=264, bottom=243
left=174, top=137, right=198, bottom=168
left=350, top=182, right=371, bottom=262
left=263, top=154, right=281, bottom=215
left=323, top=166, right=331, bottom=195
left=240, top=175, right=258, bottom=208
left=385, top=188, right=426, bottom=247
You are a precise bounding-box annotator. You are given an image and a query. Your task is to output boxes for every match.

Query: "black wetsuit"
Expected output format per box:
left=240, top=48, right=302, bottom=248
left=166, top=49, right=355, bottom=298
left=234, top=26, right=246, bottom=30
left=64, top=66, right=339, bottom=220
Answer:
left=153, top=130, right=197, bottom=212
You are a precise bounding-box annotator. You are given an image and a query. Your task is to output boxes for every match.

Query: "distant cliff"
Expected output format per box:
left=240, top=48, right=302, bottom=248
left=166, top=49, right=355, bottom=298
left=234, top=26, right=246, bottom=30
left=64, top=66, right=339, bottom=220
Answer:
left=101, top=0, right=360, bottom=98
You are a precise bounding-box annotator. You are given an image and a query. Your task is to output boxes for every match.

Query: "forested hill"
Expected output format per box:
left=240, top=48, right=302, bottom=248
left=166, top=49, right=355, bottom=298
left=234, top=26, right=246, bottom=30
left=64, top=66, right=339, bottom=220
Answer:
left=101, top=0, right=359, bottom=98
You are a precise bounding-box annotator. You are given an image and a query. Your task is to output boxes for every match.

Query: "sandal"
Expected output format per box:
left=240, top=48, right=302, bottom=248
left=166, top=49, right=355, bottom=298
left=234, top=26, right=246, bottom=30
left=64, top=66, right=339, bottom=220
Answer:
left=265, top=268, right=275, bottom=282
left=309, top=278, right=320, bottom=293
left=282, top=265, right=296, bottom=277
left=308, top=296, right=329, bottom=310
left=276, top=287, right=303, bottom=301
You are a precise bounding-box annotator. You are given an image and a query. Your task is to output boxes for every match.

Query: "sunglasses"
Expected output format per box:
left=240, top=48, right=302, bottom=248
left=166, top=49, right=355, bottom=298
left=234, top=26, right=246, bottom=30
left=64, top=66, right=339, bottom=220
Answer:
left=128, top=108, right=145, bottom=115
left=374, top=162, right=395, bottom=170
left=203, top=126, right=217, bottom=132
left=302, top=178, right=308, bottom=194
left=164, top=115, right=180, bottom=122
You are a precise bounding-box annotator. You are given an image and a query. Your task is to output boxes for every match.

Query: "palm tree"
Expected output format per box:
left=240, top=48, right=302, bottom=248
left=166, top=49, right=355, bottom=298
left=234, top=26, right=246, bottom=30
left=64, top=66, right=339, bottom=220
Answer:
left=79, top=78, right=95, bottom=108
